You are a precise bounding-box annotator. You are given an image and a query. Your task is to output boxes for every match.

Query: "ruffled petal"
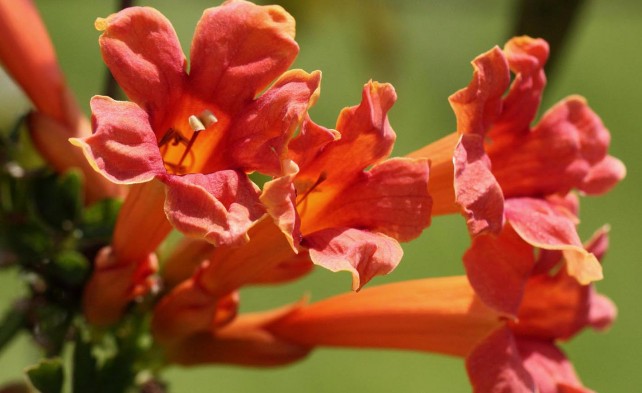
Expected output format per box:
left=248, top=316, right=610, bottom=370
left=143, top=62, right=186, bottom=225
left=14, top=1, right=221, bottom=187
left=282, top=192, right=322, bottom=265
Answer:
left=260, top=159, right=300, bottom=249
left=162, top=170, right=264, bottom=247
left=489, top=36, right=548, bottom=139
left=296, top=81, right=397, bottom=185
left=70, top=96, right=166, bottom=184
left=189, top=0, right=298, bottom=113
left=489, top=96, right=623, bottom=198
left=466, top=327, right=536, bottom=393
left=289, top=114, right=341, bottom=172
left=463, top=224, right=535, bottom=316
left=517, top=339, right=593, bottom=393
left=454, top=134, right=504, bottom=236
left=304, top=228, right=403, bottom=290
left=223, top=70, right=321, bottom=176
left=96, top=7, right=186, bottom=121
left=302, top=157, right=431, bottom=242
left=449, top=46, right=510, bottom=135
left=505, top=198, right=602, bottom=284
left=580, top=155, right=626, bottom=195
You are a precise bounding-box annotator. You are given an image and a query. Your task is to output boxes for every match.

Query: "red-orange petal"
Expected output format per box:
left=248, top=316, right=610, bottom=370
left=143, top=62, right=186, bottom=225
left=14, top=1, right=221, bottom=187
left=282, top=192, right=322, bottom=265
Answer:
left=296, top=81, right=397, bottom=185
left=304, top=228, right=403, bottom=290
left=489, top=97, right=623, bottom=198
left=305, top=157, right=431, bottom=242
left=162, top=170, right=264, bottom=247
left=96, top=6, right=186, bottom=122
left=505, top=198, right=602, bottom=284
left=463, top=223, right=535, bottom=316
left=448, top=46, right=510, bottom=135
left=517, top=339, right=592, bottom=393
left=488, top=36, right=548, bottom=138
left=289, top=114, right=341, bottom=172
left=188, top=0, right=298, bottom=114
left=260, top=159, right=300, bottom=249
left=223, top=70, right=321, bottom=176
left=466, top=327, right=536, bottom=393
left=70, top=96, right=165, bottom=184
left=454, top=134, right=504, bottom=236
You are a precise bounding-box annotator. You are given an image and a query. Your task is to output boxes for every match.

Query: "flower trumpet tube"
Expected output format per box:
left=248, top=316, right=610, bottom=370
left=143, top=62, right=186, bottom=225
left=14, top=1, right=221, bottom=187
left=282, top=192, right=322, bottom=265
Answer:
left=0, top=0, right=123, bottom=203
left=408, top=36, right=625, bottom=313
left=258, top=228, right=613, bottom=391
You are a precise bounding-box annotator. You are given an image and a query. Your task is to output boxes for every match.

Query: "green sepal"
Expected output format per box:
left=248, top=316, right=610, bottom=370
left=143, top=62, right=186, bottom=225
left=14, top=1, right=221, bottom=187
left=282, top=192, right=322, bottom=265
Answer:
left=25, top=358, right=64, bottom=393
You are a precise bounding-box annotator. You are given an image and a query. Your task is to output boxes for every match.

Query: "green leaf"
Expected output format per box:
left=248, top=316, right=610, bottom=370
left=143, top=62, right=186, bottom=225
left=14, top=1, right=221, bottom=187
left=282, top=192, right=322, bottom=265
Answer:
left=0, top=305, right=25, bottom=353
left=25, top=358, right=64, bottom=393
left=79, top=198, right=121, bottom=245
left=32, top=170, right=83, bottom=231
left=50, top=250, right=89, bottom=287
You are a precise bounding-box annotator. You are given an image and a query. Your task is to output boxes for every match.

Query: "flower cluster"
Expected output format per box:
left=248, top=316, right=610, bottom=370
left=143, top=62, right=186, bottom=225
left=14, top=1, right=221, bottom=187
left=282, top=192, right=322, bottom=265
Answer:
left=0, top=0, right=624, bottom=392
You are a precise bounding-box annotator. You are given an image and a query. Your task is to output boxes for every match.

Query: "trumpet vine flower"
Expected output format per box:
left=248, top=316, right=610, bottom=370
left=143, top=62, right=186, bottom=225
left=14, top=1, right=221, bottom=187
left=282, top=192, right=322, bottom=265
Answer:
left=76, top=0, right=320, bottom=325
left=174, top=227, right=612, bottom=392
left=153, top=81, right=432, bottom=345
left=409, top=36, right=625, bottom=313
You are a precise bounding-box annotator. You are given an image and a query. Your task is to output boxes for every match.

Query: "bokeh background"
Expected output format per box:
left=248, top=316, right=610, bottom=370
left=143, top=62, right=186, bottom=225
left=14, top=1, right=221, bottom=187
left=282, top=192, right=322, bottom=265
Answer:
left=0, top=0, right=640, bottom=391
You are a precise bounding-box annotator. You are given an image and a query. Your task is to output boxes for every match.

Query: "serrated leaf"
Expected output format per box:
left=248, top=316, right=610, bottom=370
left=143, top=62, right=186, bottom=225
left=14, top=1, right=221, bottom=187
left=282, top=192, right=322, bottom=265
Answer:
left=25, top=358, right=64, bottom=393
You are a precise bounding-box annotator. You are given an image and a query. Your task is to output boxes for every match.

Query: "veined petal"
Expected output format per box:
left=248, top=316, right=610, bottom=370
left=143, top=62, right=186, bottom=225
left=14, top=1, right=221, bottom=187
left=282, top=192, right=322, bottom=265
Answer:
left=489, top=97, right=623, bottom=198
left=223, top=70, right=321, bottom=176
left=162, top=171, right=264, bottom=247
left=289, top=114, right=341, bottom=172
left=489, top=36, right=548, bottom=139
left=296, top=81, right=397, bottom=185
left=466, top=327, right=536, bottom=393
left=517, top=339, right=593, bottom=393
left=70, top=96, right=165, bottom=184
left=246, top=253, right=314, bottom=285
left=189, top=0, right=298, bottom=113
left=463, top=224, right=535, bottom=316
left=260, top=159, right=300, bottom=249
left=505, top=198, right=602, bottom=284
left=304, top=228, right=403, bottom=290
left=303, top=157, right=431, bottom=242
left=580, top=155, right=626, bottom=195
left=449, top=46, right=510, bottom=135
left=96, top=6, right=186, bottom=120
left=454, top=134, right=504, bottom=236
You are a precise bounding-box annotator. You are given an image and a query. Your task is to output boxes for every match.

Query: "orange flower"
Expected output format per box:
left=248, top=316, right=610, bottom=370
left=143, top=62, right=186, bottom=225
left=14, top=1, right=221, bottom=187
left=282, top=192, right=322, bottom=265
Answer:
left=153, top=81, right=431, bottom=345
left=78, top=1, right=320, bottom=325
left=409, top=36, right=625, bottom=313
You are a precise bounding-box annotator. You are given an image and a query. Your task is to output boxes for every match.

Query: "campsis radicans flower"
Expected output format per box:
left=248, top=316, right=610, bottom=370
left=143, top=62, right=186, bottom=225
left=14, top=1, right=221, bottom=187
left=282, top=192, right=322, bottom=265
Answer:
left=152, top=80, right=432, bottom=346
left=0, top=0, right=123, bottom=203
left=175, top=227, right=612, bottom=392
left=408, top=36, right=625, bottom=313
left=75, top=0, right=321, bottom=325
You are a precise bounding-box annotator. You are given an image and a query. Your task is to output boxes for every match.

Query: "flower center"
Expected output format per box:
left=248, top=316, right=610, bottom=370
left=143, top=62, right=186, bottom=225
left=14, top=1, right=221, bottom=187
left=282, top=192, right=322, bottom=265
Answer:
left=158, top=105, right=226, bottom=175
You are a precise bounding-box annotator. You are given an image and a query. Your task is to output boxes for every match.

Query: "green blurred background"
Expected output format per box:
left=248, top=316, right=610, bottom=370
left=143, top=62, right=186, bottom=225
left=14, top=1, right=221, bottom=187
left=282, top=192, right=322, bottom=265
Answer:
left=1, top=0, right=640, bottom=391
